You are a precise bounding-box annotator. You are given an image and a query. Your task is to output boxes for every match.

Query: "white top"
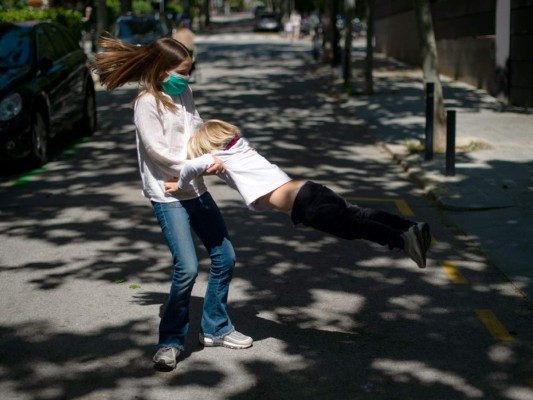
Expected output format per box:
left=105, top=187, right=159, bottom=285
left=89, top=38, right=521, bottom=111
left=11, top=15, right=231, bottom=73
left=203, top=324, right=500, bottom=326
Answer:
left=133, top=88, right=206, bottom=203
left=179, top=137, right=292, bottom=211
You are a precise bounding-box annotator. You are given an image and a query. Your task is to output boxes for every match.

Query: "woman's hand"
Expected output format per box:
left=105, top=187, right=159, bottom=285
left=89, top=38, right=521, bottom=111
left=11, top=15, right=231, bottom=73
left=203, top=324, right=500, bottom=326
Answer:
left=204, top=156, right=226, bottom=175
left=164, top=180, right=179, bottom=193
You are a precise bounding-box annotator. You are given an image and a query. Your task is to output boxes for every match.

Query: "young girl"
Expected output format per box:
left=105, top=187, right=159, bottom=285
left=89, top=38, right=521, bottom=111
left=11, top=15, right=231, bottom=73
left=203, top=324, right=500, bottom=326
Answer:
left=165, top=120, right=431, bottom=269
left=92, top=38, right=252, bottom=371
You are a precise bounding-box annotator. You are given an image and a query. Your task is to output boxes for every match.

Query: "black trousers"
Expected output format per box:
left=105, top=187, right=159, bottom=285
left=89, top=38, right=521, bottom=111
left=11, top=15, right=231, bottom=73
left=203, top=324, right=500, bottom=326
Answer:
left=291, top=181, right=414, bottom=249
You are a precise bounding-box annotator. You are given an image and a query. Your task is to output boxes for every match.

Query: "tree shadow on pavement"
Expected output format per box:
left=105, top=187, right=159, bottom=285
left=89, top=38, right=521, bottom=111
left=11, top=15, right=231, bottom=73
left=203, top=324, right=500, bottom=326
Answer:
left=0, top=39, right=531, bottom=400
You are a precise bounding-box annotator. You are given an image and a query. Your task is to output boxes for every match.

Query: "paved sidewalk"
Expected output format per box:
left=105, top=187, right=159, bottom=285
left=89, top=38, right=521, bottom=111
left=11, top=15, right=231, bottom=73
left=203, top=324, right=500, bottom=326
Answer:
left=325, top=41, right=533, bottom=303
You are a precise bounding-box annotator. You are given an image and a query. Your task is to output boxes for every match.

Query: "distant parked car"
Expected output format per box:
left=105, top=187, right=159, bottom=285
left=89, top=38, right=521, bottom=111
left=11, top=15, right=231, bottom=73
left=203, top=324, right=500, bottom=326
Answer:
left=111, top=14, right=172, bottom=46
left=254, top=5, right=267, bottom=17
left=254, top=12, right=282, bottom=32
left=0, top=21, right=96, bottom=167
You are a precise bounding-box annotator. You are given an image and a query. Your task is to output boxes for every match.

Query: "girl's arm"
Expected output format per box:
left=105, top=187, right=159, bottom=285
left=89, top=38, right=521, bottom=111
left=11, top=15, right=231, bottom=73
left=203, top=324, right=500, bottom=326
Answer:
left=134, top=96, right=187, bottom=176
left=165, top=155, right=226, bottom=193
left=178, top=154, right=216, bottom=189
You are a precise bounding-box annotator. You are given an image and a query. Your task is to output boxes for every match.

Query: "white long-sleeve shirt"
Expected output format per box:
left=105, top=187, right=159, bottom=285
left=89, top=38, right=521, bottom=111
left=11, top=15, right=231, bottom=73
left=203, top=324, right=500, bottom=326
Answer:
left=178, top=137, right=292, bottom=211
left=134, top=89, right=205, bottom=202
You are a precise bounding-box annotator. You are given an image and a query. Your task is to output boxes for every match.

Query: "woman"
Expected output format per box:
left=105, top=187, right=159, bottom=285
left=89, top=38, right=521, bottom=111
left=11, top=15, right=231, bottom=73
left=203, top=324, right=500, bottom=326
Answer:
left=92, top=37, right=252, bottom=370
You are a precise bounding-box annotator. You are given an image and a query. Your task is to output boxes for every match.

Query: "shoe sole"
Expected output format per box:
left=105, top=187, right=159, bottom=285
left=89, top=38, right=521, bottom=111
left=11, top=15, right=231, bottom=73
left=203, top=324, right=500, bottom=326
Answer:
left=417, top=222, right=431, bottom=253
left=199, top=337, right=253, bottom=349
left=413, top=225, right=427, bottom=268
left=153, top=359, right=177, bottom=369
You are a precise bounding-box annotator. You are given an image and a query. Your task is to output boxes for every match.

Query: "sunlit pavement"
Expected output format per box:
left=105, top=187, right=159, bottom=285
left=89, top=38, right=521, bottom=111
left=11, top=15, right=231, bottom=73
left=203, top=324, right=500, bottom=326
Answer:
left=0, top=29, right=532, bottom=400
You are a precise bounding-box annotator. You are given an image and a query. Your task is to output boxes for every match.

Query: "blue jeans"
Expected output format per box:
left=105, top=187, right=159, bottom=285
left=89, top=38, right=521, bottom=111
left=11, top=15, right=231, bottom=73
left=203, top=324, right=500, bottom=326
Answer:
left=152, top=192, right=236, bottom=350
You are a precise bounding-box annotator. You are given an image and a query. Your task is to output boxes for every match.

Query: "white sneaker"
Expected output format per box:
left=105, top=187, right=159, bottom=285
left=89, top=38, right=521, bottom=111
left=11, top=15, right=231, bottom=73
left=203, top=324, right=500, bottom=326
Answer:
left=199, top=330, right=253, bottom=349
left=401, top=225, right=426, bottom=268
left=153, top=346, right=180, bottom=369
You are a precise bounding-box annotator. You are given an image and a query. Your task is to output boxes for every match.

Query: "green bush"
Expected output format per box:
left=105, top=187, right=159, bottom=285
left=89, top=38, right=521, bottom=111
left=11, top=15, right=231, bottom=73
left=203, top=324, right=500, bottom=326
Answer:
left=105, top=0, right=120, bottom=26
left=0, top=0, right=26, bottom=12
left=0, top=8, right=83, bottom=38
left=133, top=0, right=154, bottom=14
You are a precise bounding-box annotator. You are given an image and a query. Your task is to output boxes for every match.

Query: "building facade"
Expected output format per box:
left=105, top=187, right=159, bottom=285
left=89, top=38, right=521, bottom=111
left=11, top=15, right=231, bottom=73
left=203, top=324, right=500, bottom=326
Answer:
left=374, top=0, right=533, bottom=107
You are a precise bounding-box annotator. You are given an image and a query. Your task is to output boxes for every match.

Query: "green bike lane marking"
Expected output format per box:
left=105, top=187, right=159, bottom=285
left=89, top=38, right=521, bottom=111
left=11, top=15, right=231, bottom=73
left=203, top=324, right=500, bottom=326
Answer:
left=11, top=165, right=48, bottom=187
left=2, top=136, right=93, bottom=187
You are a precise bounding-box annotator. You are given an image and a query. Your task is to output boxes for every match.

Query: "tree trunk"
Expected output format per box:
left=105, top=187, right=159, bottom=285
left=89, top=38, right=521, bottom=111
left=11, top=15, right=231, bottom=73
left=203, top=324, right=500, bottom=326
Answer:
left=364, top=0, right=374, bottom=95
left=204, top=0, right=210, bottom=27
left=412, top=0, right=446, bottom=152
left=96, top=0, right=107, bottom=41
left=343, top=0, right=355, bottom=89
left=331, top=0, right=341, bottom=67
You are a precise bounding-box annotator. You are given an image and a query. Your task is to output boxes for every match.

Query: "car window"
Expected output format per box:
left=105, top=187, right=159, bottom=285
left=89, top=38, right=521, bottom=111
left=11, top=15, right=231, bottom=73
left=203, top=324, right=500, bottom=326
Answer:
left=53, top=24, right=80, bottom=53
left=36, top=26, right=62, bottom=61
left=115, top=17, right=168, bottom=37
left=0, top=26, right=32, bottom=68
left=44, top=24, right=71, bottom=58
left=37, top=24, right=79, bottom=62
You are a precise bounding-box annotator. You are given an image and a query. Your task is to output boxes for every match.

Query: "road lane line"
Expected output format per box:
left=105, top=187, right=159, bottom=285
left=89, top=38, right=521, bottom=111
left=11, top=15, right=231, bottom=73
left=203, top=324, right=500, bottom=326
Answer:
left=475, top=309, right=513, bottom=341
left=394, top=199, right=415, bottom=217
left=443, top=261, right=469, bottom=284
left=345, top=197, right=414, bottom=217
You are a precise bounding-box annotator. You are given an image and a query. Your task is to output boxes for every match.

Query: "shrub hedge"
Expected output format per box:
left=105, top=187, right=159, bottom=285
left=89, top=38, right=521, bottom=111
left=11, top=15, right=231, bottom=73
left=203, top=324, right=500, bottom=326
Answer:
left=0, top=8, right=83, bottom=38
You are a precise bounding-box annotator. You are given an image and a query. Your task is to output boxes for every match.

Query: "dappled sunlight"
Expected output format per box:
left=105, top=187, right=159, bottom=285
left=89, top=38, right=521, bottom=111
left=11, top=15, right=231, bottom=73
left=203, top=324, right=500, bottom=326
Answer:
left=388, top=294, right=431, bottom=311
left=0, top=32, right=531, bottom=399
left=258, top=288, right=366, bottom=332
left=488, top=343, right=516, bottom=364
left=371, top=359, right=484, bottom=398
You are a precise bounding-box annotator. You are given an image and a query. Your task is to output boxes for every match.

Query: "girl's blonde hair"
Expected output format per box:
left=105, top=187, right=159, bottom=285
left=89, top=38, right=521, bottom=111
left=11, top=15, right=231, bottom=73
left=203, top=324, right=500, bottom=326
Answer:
left=188, top=120, right=241, bottom=157
left=91, top=35, right=192, bottom=113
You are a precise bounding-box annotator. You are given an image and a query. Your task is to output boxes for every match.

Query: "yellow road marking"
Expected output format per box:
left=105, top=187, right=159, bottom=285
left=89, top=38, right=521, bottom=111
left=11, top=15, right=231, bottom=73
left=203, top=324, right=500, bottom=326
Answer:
left=475, top=309, right=513, bottom=341
left=526, top=378, right=533, bottom=389
left=443, top=261, right=469, bottom=284
left=394, top=199, right=415, bottom=217
left=345, top=197, right=415, bottom=217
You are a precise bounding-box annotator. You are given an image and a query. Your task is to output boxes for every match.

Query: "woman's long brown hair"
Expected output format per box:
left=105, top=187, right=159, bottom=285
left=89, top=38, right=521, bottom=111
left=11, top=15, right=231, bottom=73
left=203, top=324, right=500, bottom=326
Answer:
left=92, top=35, right=192, bottom=113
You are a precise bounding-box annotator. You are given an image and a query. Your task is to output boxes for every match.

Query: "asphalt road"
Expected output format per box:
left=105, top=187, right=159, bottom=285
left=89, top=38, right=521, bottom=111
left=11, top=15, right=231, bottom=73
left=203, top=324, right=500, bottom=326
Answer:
left=1, top=30, right=532, bottom=400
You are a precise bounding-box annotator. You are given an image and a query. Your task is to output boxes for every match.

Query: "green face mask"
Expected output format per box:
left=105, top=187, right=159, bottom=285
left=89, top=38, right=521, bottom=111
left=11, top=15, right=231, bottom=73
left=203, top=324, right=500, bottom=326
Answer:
left=161, top=72, right=189, bottom=96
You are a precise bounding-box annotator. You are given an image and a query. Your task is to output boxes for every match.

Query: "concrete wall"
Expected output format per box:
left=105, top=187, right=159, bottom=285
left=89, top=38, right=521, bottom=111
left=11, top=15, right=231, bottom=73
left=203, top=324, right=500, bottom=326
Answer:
left=373, top=0, right=533, bottom=107
left=374, top=8, right=419, bottom=65
left=437, top=36, right=496, bottom=94
left=509, top=0, right=533, bottom=106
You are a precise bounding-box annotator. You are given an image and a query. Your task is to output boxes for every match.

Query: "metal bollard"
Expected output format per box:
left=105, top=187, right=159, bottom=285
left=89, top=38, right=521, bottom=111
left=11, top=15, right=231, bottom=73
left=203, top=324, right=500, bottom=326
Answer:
left=425, top=82, right=434, bottom=160
left=446, top=110, right=456, bottom=176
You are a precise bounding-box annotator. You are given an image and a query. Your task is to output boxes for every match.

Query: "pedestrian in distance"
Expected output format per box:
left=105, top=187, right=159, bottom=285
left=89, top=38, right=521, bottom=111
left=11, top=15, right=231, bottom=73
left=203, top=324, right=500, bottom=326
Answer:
left=289, top=10, right=302, bottom=41
left=91, top=37, right=252, bottom=371
left=172, top=21, right=196, bottom=78
left=164, top=120, right=432, bottom=268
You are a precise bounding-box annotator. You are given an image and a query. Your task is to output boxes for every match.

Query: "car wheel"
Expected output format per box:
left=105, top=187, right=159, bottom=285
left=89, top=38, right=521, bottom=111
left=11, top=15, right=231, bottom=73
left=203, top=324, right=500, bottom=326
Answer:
left=30, top=112, right=48, bottom=167
left=81, top=84, right=97, bottom=136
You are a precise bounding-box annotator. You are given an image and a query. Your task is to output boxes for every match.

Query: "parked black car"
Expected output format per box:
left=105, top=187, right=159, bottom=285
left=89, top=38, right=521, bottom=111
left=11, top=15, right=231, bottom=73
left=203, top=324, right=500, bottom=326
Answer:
left=0, top=21, right=96, bottom=167
left=110, top=14, right=172, bottom=46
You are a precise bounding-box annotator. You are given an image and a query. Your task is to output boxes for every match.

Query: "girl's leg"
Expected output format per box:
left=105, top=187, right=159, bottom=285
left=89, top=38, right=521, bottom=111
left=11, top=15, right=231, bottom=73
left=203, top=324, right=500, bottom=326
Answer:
left=189, top=192, right=236, bottom=339
left=291, top=181, right=416, bottom=249
left=152, top=201, right=199, bottom=351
